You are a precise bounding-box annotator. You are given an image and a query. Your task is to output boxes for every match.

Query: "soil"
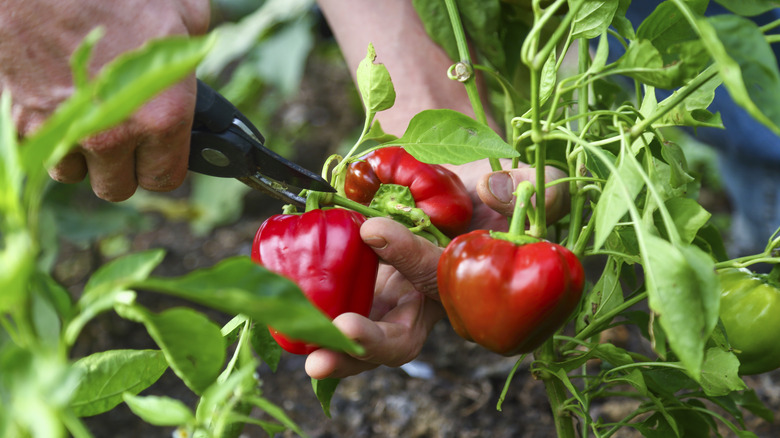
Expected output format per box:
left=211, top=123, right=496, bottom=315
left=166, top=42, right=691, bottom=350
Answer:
left=55, top=40, right=780, bottom=438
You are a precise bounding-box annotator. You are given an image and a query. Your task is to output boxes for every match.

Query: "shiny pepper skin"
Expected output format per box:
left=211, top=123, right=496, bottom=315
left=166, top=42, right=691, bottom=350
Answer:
left=344, top=146, right=473, bottom=237
left=437, top=230, right=585, bottom=355
left=718, top=268, right=780, bottom=375
left=251, top=209, right=379, bottom=355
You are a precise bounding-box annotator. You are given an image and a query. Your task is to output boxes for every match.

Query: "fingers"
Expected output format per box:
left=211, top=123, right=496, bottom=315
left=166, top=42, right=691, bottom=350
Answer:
left=46, top=77, right=196, bottom=201
left=133, top=78, right=195, bottom=193
left=476, top=166, right=569, bottom=224
left=360, top=217, right=443, bottom=300
left=305, top=294, right=446, bottom=379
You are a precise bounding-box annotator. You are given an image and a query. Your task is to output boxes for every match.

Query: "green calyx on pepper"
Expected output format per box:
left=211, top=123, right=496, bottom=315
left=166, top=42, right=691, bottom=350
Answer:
left=718, top=266, right=780, bottom=375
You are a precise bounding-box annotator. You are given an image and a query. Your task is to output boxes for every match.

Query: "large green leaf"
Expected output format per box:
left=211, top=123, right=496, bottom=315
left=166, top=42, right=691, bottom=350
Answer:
left=699, top=348, right=747, bottom=397
left=123, top=393, right=195, bottom=427
left=571, top=0, right=619, bottom=40
left=699, top=14, right=780, bottom=135
left=70, top=350, right=168, bottom=417
left=592, top=145, right=644, bottom=251
left=0, top=94, right=34, bottom=313
left=134, top=257, right=363, bottom=355
left=713, top=0, right=780, bottom=16
left=116, top=305, right=226, bottom=395
left=395, top=109, right=518, bottom=164
left=643, top=237, right=720, bottom=380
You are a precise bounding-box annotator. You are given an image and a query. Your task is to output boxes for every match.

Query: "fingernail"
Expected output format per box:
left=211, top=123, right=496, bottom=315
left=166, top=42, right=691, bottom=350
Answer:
left=488, top=172, right=514, bottom=204
left=363, top=236, right=388, bottom=249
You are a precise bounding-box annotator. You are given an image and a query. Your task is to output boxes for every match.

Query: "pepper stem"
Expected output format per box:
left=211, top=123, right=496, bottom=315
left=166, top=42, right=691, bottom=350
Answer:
left=490, top=181, right=539, bottom=246
left=508, top=180, right=536, bottom=236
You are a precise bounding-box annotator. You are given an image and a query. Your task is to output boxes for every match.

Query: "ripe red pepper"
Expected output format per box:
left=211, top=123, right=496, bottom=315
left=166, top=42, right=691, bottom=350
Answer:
left=344, top=146, right=473, bottom=237
left=437, top=230, right=585, bottom=355
left=251, top=209, right=379, bottom=354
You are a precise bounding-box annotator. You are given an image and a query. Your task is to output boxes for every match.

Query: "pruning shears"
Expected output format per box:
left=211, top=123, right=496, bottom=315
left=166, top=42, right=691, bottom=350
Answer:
left=188, top=80, right=334, bottom=207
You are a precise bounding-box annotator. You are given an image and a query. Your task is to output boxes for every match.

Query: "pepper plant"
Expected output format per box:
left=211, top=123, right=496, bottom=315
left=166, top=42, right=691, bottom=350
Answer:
left=362, top=0, right=780, bottom=436
left=298, top=0, right=780, bottom=436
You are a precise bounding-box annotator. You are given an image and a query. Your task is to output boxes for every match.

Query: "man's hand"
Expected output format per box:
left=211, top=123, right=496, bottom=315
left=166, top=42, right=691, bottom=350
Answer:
left=306, top=217, right=447, bottom=379
left=0, top=0, right=210, bottom=201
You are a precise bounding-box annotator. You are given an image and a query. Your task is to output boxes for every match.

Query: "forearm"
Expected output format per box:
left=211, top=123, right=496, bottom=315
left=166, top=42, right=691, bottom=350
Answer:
left=316, top=0, right=478, bottom=135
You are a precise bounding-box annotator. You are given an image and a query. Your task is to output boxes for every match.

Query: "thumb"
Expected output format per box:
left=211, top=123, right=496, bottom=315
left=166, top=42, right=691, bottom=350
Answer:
left=360, top=217, right=443, bottom=300
left=476, top=167, right=569, bottom=223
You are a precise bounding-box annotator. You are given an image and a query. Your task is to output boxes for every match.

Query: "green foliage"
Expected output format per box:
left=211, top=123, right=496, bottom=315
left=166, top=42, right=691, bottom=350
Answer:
left=403, top=0, right=780, bottom=436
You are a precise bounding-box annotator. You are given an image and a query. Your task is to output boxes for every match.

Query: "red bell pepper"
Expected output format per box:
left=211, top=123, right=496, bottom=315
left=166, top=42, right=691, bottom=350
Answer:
left=344, top=146, right=473, bottom=237
left=437, top=230, right=585, bottom=355
left=251, top=208, right=379, bottom=354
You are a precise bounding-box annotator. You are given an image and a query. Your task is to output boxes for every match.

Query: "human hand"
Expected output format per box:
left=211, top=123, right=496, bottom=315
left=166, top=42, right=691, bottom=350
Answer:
left=305, top=161, right=569, bottom=379
left=305, top=217, right=447, bottom=379
left=0, top=0, right=210, bottom=201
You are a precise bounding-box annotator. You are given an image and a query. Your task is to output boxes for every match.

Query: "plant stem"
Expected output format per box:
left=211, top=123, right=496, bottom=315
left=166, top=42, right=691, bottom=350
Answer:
left=442, top=0, right=500, bottom=171
left=528, top=66, right=547, bottom=238
left=508, top=181, right=536, bottom=236
left=564, top=291, right=649, bottom=350
left=629, top=64, right=719, bottom=140
left=326, top=193, right=451, bottom=247
left=538, top=339, right=576, bottom=438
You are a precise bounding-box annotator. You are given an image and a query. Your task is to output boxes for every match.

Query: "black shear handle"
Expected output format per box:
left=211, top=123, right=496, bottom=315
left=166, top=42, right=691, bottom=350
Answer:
left=188, top=80, right=264, bottom=178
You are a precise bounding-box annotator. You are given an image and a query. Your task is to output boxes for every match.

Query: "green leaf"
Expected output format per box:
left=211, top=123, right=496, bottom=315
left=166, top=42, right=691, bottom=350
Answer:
left=616, top=39, right=710, bottom=89
left=134, top=257, right=363, bottom=355
left=250, top=324, right=282, bottom=373
left=396, top=109, right=518, bottom=164
left=699, top=348, right=748, bottom=397
left=611, top=0, right=636, bottom=40
left=571, top=0, right=619, bottom=40
left=116, top=305, right=226, bottom=395
left=658, top=198, right=711, bottom=245
left=592, top=146, right=644, bottom=251
left=694, top=224, right=729, bottom=262
left=70, top=349, right=168, bottom=417
left=312, top=377, right=340, bottom=418
left=659, top=141, right=695, bottom=188
left=412, top=0, right=458, bottom=62
left=249, top=396, right=309, bottom=438
left=195, top=360, right=257, bottom=427
left=70, top=27, right=104, bottom=90
left=656, top=73, right=724, bottom=129
left=356, top=43, right=396, bottom=114
left=457, top=0, right=505, bottom=70
left=83, top=249, right=166, bottom=298
left=576, top=257, right=624, bottom=332
left=0, top=93, right=34, bottom=313
left=636, top=0, right=707, bottom=58
left=699, top=14, right=780, bottom=136
left=731, top=389, right=774, bottom=423
left=644, top=237, right=720, bottom=379
left=67, top=250, right=165, bottom=343
left=123, top=393, right=195, bottom=426
left=713, top=0, right=780, bottom=16
left=538, top=49, right=557, bottom=108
